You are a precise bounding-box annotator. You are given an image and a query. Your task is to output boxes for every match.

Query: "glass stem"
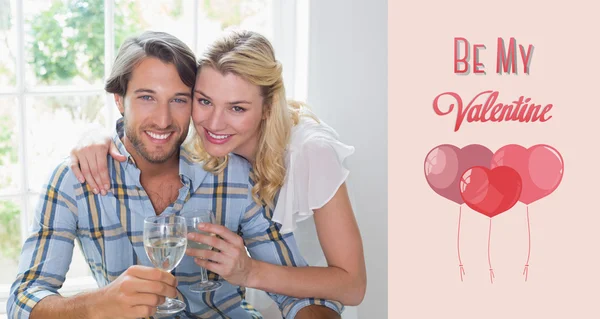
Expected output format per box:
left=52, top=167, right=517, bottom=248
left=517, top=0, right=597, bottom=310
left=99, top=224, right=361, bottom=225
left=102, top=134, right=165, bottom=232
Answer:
left=200, top=265, right=208, bottom=283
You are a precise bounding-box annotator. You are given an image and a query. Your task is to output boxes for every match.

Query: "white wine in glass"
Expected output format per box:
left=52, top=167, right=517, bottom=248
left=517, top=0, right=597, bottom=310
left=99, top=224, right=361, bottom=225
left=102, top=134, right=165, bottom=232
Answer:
left=143, top=215, right=187, bottom=314
left=144, top=237, right=187, bottom=272
left=182, top=209, right=222, bottom=292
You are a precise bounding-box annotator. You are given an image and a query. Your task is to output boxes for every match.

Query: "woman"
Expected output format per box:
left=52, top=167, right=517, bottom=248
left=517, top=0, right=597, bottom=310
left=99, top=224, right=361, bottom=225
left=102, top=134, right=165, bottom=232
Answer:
left=69, top=29, right=366, bottom=308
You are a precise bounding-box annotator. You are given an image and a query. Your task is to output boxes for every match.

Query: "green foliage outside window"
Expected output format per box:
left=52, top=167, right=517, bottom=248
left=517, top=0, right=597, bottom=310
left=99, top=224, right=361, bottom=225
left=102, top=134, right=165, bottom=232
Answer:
left=0, top=115, right=20, bottom=261
left=0, top=0, right=265, bottom=263
left=29, top=0, right=143, bottom=85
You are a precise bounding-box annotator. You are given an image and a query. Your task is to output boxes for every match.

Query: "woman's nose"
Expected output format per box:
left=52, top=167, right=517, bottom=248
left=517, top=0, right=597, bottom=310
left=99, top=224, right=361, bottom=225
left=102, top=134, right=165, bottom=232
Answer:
left=205, top=108, right=227, bottom=132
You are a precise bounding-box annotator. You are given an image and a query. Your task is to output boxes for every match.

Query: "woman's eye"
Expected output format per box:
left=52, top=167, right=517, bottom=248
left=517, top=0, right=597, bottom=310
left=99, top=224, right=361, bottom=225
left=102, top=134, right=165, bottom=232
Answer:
left=198, top=98, right=211, bottom=106
left=232, top=106, right=245, bottom=113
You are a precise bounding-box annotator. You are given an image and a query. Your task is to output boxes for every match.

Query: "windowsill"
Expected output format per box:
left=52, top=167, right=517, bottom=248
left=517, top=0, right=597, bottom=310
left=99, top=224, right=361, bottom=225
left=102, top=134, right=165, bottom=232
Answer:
left=0, top=275, right=98, bottom=315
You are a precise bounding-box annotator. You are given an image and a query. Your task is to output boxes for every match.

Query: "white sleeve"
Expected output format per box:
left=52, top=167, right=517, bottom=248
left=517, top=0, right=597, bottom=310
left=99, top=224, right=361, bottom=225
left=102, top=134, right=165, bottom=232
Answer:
left=272, top=137, right=354, bottom=234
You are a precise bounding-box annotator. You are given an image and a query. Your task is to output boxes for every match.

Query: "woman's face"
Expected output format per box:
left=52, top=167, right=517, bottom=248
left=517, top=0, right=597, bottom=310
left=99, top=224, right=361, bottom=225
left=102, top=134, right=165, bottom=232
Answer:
left=192, top=66, right=265, bottom=161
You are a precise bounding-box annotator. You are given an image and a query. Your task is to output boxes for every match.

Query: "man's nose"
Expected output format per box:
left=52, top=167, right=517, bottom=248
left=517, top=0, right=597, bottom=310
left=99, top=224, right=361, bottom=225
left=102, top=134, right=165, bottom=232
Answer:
left=153, top=104, right=173, bottom=129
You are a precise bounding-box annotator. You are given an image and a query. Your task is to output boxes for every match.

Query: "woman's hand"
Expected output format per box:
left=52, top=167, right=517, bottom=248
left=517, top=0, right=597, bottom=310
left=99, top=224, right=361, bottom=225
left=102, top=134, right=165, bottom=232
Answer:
left=185, top=223, right=255, bottom=287
left=69, top=128, right=126, bottom=195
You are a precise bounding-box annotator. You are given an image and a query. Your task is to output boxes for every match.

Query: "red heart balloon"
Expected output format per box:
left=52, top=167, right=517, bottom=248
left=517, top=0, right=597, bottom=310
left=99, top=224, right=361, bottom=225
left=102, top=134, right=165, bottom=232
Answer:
left=459, top=166, right=522, bottom=218
left=491, top=144, right=564, bottom=205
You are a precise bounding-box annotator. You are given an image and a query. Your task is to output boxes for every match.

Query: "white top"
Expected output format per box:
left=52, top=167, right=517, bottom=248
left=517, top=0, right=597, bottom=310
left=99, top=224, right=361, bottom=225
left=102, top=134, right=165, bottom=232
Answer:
left=272, top=112, right=355, bottom=265
left=245, top=112, right=354, bottom=315
left=272, top=114, right=354, bottom=232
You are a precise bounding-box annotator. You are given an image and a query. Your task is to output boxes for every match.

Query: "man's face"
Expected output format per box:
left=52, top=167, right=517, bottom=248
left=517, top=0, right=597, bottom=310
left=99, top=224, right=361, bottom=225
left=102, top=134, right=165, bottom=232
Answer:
left=116, top=57, right=193, bottom=164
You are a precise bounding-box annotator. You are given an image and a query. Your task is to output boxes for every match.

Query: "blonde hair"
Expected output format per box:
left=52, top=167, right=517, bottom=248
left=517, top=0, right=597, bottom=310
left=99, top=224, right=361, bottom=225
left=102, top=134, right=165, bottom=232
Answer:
left=191, top=29, right=314, bottom=209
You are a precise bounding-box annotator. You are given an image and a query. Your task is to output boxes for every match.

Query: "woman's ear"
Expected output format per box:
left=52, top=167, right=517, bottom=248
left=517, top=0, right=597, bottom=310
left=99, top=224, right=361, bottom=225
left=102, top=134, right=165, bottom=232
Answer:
left=114, top=94, right=125, bottom=116
left=262, top=102, right=271, bottom=120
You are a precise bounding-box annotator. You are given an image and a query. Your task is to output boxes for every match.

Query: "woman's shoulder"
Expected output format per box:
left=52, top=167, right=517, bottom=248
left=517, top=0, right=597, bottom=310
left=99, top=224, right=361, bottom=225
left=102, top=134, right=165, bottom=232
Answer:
left=289, top=116, right=354, bottom=161
left=289, top=116, right=343, bottom=148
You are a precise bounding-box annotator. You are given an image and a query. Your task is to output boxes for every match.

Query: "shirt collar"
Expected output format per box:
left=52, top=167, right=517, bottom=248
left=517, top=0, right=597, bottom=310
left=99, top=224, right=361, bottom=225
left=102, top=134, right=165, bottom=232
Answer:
left=112, top=117, right=208, bottom=192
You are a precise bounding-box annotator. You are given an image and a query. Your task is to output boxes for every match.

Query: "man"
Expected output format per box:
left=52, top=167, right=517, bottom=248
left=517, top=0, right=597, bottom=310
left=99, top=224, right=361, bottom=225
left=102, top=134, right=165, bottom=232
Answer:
left=7, top=31, right=342, bottom=319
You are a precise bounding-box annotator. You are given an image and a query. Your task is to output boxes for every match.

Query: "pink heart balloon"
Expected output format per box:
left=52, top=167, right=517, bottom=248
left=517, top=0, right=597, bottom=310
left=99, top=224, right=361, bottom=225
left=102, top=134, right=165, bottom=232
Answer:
left=491, top=144, right=564, bottom=205
left=424, top=144, right=493, bottom=204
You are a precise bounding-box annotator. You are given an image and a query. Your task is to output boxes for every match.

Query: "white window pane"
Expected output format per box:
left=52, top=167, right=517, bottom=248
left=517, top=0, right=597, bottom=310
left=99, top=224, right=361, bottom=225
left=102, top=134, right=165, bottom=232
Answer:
left=26, top=193, right=37, bottom=229
left=0, top=0, right=17, bottom=89
left=112, top=0, right=274, bottom=57
left=0, top=198, right=22, bottom=286
left=233, top=0, right=274, bottom=39
left=26, top=94, right=106, bottom=191
left=114, top=0, right=197, bottom=53
left=0, top=99, right=20, bottom=195
left=24, top=0, right=105, bottom=88
left=196, top=0, right=274, bottom=53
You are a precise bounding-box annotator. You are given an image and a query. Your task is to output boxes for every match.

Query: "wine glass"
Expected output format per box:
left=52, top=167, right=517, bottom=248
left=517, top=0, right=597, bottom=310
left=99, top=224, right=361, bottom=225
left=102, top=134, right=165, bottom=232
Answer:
left=143, top=215, right=187, bottom=314
left=182, top=209, right=222, bottom=292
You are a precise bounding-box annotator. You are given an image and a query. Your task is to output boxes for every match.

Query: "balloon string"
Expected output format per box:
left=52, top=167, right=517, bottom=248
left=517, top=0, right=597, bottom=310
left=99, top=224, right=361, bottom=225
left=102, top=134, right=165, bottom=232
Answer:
left=457, top=205, right=465, bottom=281
left=488, top=218, right=494, bottom=284
left=523, top=205, right=531, bottom=281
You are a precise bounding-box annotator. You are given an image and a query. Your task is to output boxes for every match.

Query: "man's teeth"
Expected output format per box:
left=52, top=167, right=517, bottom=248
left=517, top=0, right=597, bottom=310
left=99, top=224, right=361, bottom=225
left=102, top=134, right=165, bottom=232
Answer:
left=147, top=131, right=171, bottom=140
left=208, top=131, right=230, bottom=140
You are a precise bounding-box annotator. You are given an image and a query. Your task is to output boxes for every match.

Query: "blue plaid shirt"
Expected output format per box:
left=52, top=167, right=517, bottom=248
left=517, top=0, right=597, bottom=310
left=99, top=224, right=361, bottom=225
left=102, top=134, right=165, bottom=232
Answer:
left=7, top=120, right=344, bottom=319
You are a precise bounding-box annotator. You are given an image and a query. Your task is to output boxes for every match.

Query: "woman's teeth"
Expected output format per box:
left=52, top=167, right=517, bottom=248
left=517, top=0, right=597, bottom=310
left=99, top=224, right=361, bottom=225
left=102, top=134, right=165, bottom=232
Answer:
left=208, top=131, right=231, bottom=140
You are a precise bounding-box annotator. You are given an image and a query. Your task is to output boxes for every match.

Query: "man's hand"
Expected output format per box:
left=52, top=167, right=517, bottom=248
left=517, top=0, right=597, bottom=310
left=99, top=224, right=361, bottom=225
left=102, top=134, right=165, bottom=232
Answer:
left=185, top=223, right=254, bottom=287
left=92, top=265, right=179, bottom=319
left=295, top=305, right=342, bottom=319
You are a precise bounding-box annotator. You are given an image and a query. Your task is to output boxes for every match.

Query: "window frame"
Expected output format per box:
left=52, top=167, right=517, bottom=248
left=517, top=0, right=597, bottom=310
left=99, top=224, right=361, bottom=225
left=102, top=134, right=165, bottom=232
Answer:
left=0, top=0, right=307, bottom=312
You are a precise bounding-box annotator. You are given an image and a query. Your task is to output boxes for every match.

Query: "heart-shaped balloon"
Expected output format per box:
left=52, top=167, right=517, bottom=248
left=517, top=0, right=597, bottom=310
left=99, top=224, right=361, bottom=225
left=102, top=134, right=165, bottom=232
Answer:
left=459, top=166, right=522, bottom=218
left=424, top=144, right=493, bottom=204
left=491, top=144, right=564, bottom=205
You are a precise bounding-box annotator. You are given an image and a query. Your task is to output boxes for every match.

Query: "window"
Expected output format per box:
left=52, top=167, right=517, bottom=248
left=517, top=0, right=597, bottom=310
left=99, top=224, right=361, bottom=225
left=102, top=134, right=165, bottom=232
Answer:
left=0, top=0, right=307, bottom=315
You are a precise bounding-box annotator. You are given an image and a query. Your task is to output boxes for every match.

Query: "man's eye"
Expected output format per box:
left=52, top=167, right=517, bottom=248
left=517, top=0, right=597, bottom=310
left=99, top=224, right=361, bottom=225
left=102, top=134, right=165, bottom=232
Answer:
left=173, top=98, right=187, bottom=103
